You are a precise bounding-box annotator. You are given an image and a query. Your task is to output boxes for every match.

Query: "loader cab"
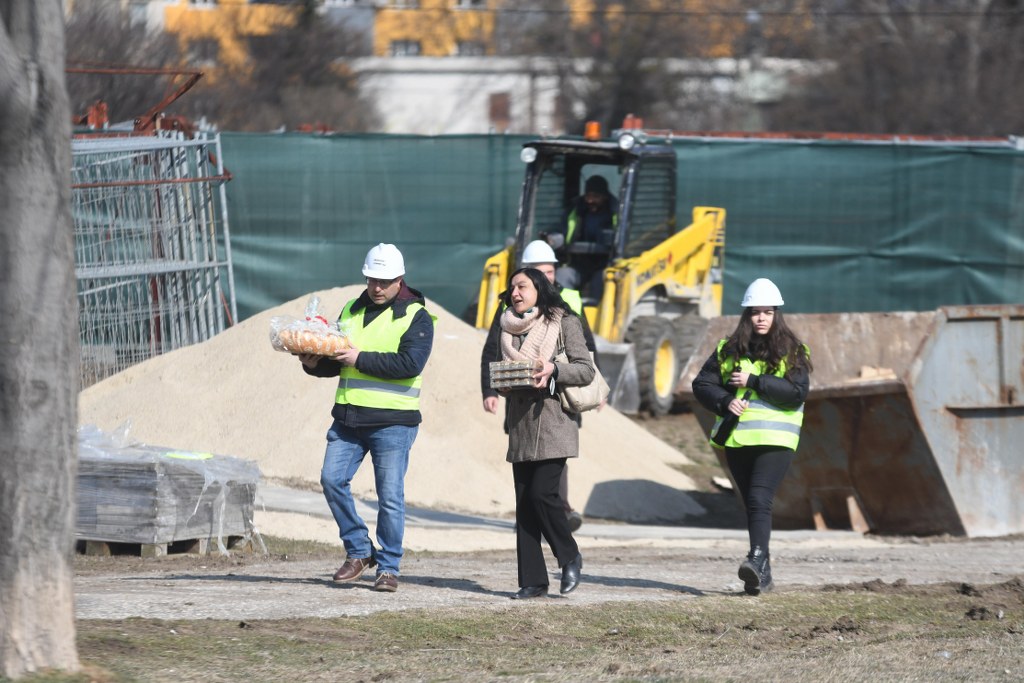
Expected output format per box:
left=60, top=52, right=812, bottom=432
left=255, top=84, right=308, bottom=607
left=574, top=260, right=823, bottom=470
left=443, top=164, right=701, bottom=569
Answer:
left=475, top=131, right=725, bottom=416
left=514, top=140, right=678, bottom=304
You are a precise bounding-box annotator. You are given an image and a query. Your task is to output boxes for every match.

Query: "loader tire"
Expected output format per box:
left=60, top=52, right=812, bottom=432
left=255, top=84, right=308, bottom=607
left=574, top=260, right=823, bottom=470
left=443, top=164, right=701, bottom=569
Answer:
left=626, top=317, right=679, bottom=417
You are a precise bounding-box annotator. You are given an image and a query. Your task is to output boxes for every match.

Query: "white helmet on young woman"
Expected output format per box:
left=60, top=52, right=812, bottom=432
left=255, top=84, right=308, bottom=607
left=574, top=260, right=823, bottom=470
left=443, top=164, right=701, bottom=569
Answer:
left=520, top=239, right=558, bottom=266
left=362, top=243, right=405, bottom=279
left=741, top=278, right=784, bottom=307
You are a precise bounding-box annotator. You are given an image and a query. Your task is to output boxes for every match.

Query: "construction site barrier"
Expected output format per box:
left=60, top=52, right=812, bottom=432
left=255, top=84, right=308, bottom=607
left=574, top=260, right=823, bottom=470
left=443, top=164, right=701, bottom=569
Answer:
left=71, top=131, right=237, bottom=387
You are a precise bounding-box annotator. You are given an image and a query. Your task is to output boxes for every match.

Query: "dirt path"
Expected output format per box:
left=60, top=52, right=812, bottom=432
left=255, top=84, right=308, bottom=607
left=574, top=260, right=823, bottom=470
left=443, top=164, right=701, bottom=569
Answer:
left=74, top=534, right=1023, bottom=621
left=72, top=411, right=1022, bottom=622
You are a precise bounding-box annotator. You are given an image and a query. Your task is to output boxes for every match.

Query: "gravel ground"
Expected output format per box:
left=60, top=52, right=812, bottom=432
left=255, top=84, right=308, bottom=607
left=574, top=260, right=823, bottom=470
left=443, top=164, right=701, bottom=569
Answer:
left=73, top=412, right=1023, bottom=622
left=74, top=532, right=1024, bottom=621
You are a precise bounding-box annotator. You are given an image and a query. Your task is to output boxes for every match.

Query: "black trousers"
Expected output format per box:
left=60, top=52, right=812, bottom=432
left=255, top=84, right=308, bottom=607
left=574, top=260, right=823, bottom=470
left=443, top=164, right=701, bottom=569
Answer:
left=725, top=445, right=794, bottom=553
left=513, top=458, right=579, bottom=587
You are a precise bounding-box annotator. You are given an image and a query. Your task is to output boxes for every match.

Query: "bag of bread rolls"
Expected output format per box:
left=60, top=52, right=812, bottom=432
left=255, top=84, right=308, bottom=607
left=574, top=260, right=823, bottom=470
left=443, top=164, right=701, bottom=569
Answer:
left=269, top=296, right=351, bottom=356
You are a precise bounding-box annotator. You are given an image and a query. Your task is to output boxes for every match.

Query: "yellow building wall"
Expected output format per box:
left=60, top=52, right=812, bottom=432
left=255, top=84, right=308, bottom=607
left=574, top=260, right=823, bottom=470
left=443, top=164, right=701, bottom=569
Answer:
left=374, top=0, right=495, bottom=57
left=163, top=0, right=298, bottom=73
left=159, top=0, right=814, bottom=67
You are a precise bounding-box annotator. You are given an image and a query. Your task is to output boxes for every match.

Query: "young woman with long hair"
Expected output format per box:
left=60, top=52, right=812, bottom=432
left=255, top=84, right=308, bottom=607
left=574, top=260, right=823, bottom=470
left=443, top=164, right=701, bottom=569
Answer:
left=692, top=278, right=812, bottom=595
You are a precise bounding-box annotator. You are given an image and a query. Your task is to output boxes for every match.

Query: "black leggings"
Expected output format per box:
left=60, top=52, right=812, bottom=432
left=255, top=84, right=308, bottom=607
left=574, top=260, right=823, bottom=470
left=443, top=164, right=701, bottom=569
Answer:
left=725, top=446, right=794, bottom=553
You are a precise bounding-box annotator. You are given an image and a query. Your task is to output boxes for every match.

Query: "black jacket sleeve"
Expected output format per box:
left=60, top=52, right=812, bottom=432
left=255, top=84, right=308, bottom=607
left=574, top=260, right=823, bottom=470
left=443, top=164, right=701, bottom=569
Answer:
left=692, top=347, right=811, bottom=416
left=480, top=308, right=502, bottom=399
left=302, top=357, right=343, bottom=377
left=691, top=351, right=733, bottom=417
left=746, top=368, right=809, bottom=410
left=578, top=310, right=597, bottom=358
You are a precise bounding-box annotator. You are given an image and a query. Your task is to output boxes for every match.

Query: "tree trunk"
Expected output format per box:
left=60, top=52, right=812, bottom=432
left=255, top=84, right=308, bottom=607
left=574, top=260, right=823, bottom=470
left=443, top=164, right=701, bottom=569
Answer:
left=0, top=2, right=80, bottom=678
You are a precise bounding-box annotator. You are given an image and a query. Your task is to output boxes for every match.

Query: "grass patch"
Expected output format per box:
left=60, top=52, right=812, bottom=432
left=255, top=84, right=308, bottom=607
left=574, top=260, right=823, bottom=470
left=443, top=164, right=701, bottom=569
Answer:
left=11, top=586, right=1018, bottom=682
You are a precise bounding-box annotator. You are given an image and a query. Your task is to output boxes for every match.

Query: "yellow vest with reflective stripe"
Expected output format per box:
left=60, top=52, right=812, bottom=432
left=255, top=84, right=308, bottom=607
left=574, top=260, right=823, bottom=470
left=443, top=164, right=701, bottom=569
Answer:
left=335, top=299, right=427, bottom=410
left=709, top=339, right=805, bottom=450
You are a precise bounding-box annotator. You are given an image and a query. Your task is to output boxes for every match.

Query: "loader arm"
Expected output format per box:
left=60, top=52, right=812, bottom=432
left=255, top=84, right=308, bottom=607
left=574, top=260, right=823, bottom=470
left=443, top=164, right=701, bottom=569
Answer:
left=595, top=206, right=725, bottom=342
left=474, top=245, right=514, bottom=329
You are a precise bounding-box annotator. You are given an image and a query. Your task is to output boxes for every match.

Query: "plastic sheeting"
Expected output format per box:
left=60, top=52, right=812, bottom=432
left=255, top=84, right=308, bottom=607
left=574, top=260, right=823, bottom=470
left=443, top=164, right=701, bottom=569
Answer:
left=77, top=424, right=264, bottom=555
left=220, top=133, right=1024, bottom=320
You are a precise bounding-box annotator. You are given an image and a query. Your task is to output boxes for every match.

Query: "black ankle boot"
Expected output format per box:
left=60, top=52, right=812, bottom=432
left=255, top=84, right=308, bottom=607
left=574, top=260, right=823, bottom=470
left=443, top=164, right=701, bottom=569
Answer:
left=738, top=546, right=774, bottom=596
left=761, top=555, right=774, bottom=593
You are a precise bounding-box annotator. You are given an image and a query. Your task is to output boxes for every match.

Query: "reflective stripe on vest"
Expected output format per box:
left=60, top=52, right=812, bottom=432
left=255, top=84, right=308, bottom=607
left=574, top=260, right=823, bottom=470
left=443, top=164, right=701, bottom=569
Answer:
left=709, top=339, right=805, bottom=451
left=335, top=299, right=428, bottom=410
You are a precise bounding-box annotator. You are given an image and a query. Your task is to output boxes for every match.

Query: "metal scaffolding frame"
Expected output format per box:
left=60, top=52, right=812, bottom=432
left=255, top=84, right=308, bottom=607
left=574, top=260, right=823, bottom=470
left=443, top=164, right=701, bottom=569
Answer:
left=72, top=131, right=237, bottom=387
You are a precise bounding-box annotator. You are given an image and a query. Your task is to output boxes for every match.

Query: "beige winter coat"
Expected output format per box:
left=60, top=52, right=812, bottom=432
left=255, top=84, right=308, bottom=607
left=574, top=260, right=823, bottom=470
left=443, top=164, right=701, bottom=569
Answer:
left=504, top=314, right=596, bottom=463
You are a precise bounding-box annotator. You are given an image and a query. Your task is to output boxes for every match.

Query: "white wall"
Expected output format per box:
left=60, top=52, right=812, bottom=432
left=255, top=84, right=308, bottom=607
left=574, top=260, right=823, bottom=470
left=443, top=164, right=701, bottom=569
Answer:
left=352, top=57, right=565, bottom=135
left=351, top=56, right=824, bottom=136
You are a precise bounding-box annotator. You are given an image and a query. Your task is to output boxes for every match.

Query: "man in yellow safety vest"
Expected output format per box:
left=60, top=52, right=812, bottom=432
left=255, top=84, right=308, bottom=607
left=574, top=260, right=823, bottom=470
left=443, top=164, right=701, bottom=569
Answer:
left=299, top=243, right=435, bottom=593
left=542, top=174, right=618, bottom=301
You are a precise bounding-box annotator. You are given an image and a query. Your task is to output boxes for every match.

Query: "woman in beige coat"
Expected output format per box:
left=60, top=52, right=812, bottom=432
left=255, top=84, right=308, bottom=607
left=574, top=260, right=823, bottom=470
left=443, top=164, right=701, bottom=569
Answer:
left=497, top=267, right=595, bottom=599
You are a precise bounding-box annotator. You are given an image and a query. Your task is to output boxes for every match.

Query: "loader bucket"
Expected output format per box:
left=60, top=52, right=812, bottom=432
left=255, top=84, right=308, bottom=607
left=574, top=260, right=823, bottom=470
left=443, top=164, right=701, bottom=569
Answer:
left=595, top=336, right=640, bottom=414
left=677, top=305, right=1024, bottom=537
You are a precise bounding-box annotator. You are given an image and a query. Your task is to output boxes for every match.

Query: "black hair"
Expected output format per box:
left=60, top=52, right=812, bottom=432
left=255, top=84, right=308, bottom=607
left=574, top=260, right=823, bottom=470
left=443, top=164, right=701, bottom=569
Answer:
left=501, top=267, right=572, bottom=320
left=721, top=307, right=813, bottom=378
left=584, top=175, right=609, bottom=195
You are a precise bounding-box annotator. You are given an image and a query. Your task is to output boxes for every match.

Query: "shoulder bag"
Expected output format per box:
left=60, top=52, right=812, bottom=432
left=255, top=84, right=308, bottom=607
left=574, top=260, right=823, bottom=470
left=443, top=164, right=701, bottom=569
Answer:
left=554, top=333, right=610, bottom=413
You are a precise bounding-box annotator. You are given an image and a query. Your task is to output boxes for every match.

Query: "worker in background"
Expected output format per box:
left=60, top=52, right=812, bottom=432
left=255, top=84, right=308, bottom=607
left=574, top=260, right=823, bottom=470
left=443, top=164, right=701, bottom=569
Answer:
left=480, top=239, right=595, bottom=531
left=542, top=174, right=619, bottom=301
left=691, top=278, right=812, bottom=596
left=298, top=243, right=435, bottom=593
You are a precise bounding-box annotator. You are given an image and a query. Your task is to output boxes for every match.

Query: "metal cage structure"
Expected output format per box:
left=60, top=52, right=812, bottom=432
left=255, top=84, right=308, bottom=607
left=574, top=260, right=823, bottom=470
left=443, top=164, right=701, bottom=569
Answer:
left=72, top=131, right=237, bottom=387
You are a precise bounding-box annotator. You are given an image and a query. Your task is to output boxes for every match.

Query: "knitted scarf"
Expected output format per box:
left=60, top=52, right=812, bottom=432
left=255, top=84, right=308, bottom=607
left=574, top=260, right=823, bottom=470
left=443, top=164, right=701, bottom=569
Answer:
left=499, top=307, right=563, bottom=363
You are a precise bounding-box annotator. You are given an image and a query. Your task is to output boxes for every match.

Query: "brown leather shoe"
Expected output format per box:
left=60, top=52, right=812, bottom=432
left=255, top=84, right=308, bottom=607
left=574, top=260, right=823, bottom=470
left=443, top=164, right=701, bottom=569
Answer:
left=332, top=556, right=376, bottom=583
left=373, top=572, right=398, bottom=592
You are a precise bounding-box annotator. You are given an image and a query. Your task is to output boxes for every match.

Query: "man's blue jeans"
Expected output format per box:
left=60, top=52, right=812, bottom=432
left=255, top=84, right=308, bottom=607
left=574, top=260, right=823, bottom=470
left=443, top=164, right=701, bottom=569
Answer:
left=320, top=420, right=418, bottom=575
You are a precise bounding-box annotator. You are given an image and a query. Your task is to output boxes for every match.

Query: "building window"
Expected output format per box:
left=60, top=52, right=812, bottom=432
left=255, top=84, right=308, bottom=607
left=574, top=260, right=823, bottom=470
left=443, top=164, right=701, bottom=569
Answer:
left=390, top=40, right=422, bottom=56
left=189, top=0, right=217, bottom=6
left=456, top=41, right=486, bottom=56
left=189, top=38, right=219, bottom=66
left=454, top=0, right=485, bottom=8
left=489, top=92, right=510, bottom=132
left=388, top=0, right=419, bottom=8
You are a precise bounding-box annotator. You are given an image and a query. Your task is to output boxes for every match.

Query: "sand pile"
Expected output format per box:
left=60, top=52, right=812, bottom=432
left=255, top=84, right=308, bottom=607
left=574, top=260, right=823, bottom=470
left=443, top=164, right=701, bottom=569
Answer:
left=79, top=286, right=705, bottom=524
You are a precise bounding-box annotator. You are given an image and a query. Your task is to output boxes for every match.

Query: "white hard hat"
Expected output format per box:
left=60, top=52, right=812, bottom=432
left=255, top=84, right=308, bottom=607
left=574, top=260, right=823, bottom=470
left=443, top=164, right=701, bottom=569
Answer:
left=521, top=239, right=557, bottom=265
left=741, top=278, right=784, bottom=307
left=362, top=243, right=405, bottom=279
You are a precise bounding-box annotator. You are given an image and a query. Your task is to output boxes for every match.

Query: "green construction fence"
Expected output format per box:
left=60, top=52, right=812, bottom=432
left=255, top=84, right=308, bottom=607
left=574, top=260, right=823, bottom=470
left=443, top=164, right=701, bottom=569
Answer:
left=220, top=132, right=1024, bottom=321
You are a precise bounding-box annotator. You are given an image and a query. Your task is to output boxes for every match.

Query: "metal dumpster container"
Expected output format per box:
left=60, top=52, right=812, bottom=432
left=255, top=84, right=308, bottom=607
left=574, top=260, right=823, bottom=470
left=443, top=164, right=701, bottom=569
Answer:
left=677, top=305, right=1024, bottom=537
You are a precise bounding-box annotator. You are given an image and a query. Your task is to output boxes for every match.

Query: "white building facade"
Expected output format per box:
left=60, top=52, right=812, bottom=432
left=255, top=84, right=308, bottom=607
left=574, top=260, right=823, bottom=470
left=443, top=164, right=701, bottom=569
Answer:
left=351, top=56, right=824, bottom=136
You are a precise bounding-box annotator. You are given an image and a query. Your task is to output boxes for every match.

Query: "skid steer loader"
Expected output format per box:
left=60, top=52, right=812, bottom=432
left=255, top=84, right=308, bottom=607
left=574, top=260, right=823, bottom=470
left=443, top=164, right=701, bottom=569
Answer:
left=475, top=124, right=725, bottom=415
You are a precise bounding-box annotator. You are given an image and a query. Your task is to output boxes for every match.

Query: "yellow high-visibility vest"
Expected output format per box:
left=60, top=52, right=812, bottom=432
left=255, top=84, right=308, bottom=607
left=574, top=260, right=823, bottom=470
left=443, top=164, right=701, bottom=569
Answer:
left=335, top=300, right=429, bottom=411
left=709, top=339, right=806, bottom=450
left=560, top=288, right=583, bottom=315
